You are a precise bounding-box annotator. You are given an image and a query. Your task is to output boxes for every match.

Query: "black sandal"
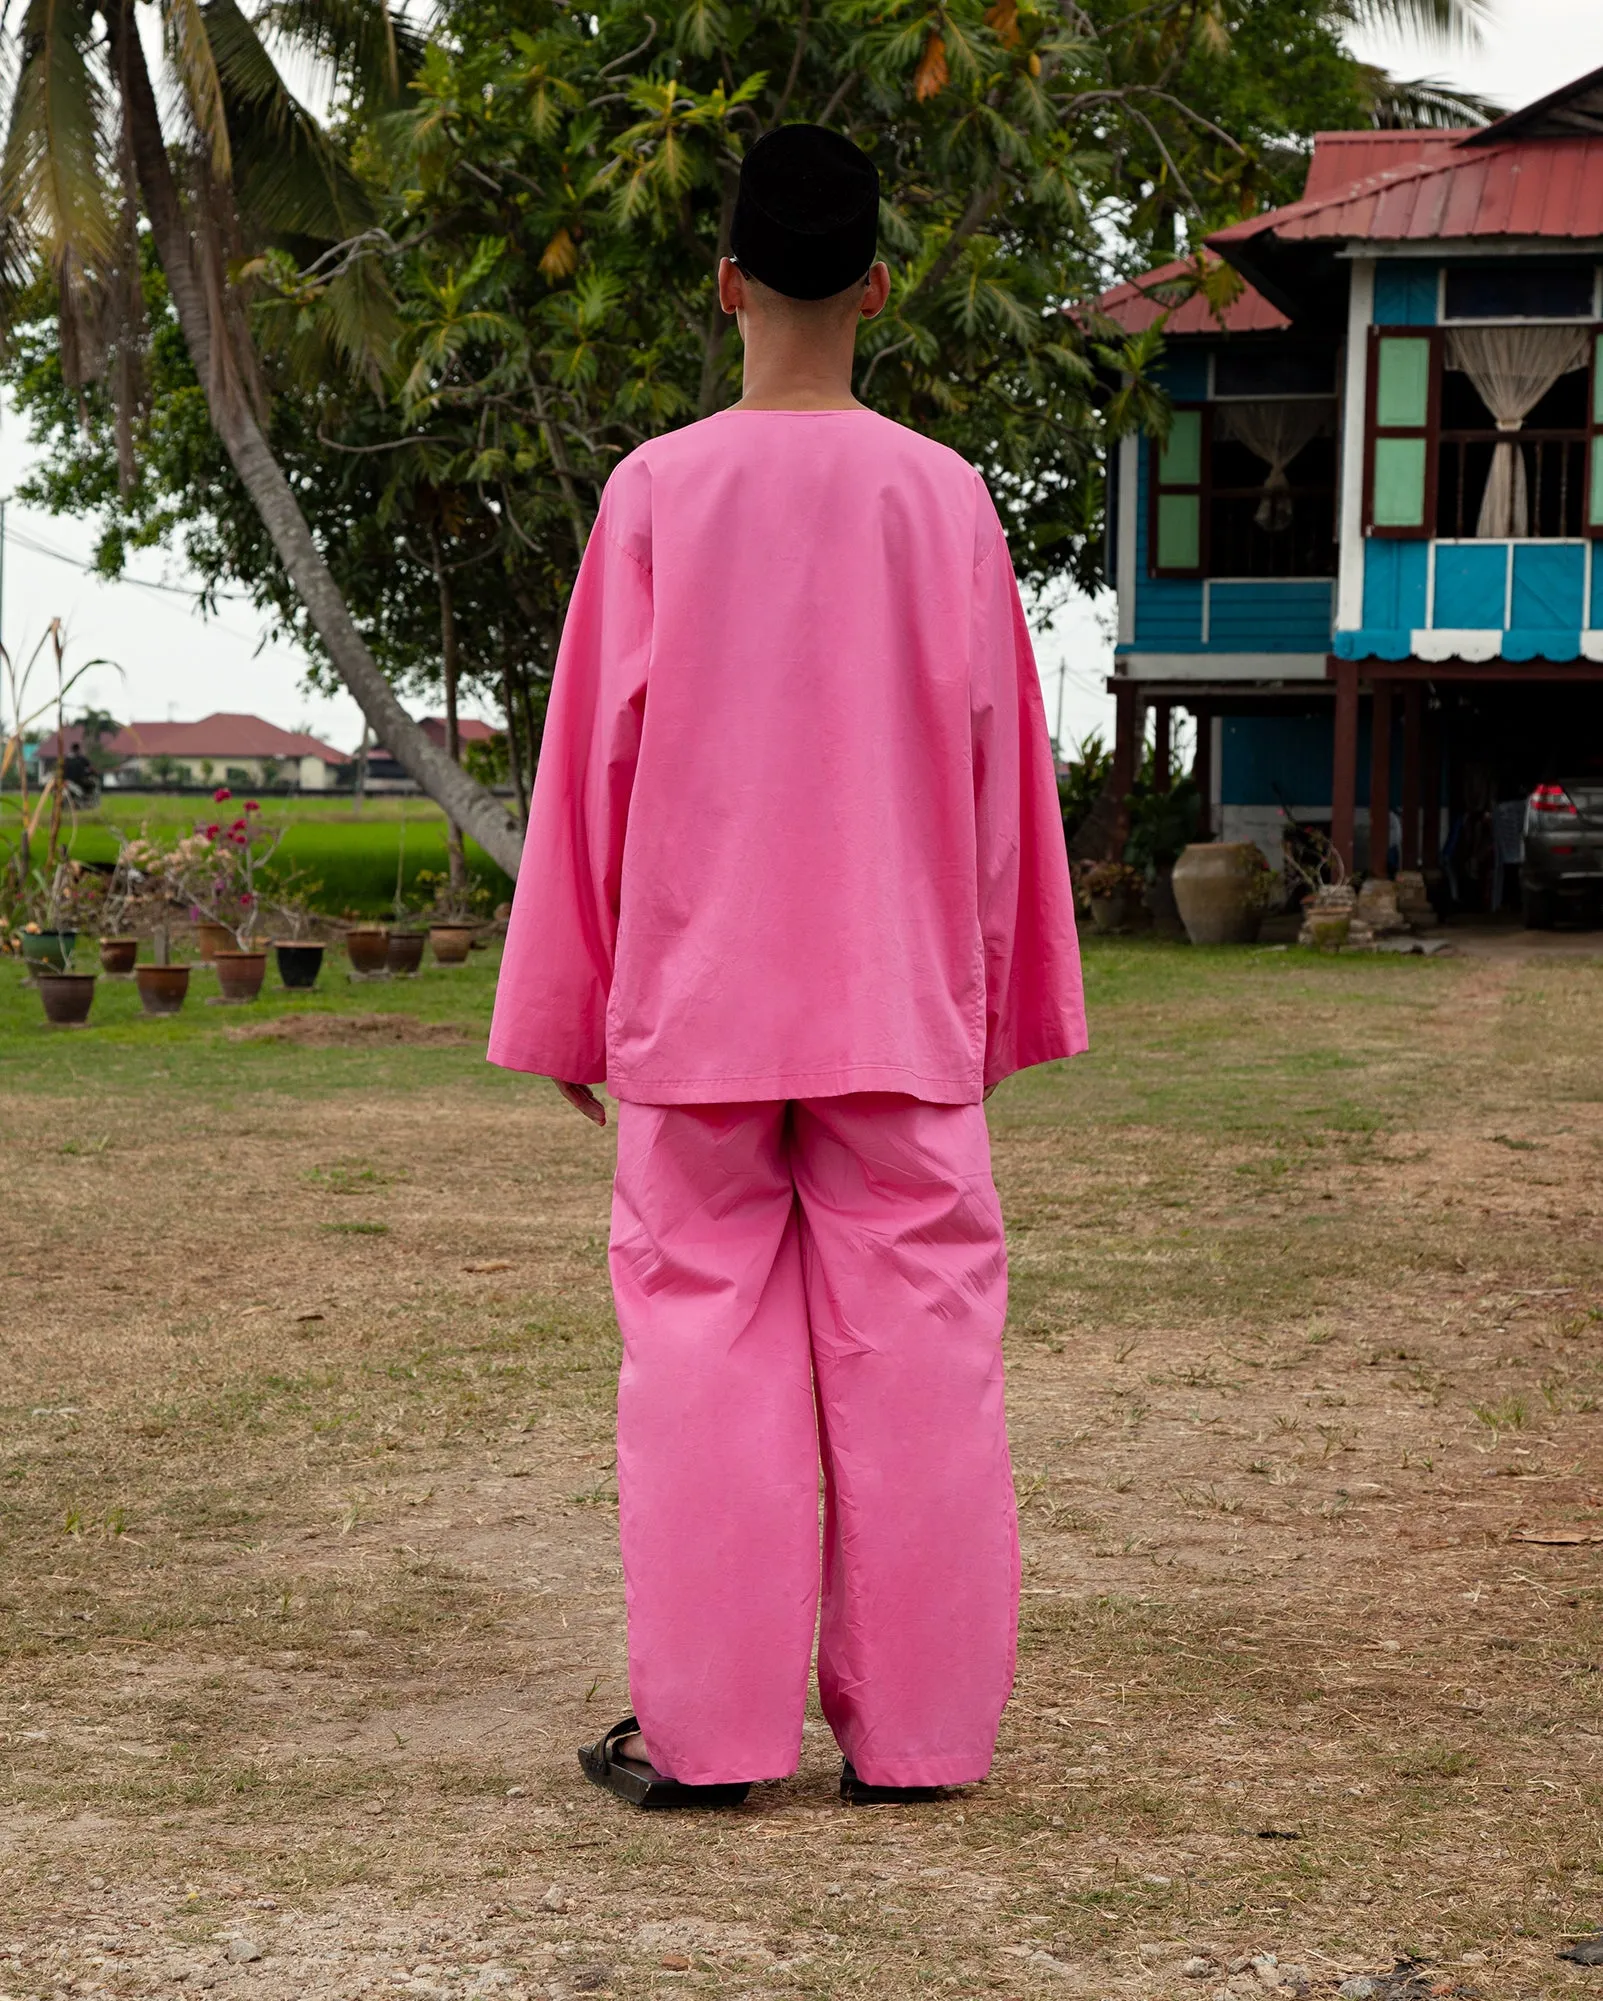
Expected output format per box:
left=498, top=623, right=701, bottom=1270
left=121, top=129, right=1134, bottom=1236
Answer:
left=840, top=1759, right=951, bottom=1806
left=578, top=1716, right=751, bottom=1810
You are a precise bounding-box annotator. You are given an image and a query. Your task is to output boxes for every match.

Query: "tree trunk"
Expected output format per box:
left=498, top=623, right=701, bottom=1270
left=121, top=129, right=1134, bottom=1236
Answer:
left=109, top=0, right=523, bottom=878
left=502, top=667, right=529, bottom=827
left=429, top=523, right=468, bottom=898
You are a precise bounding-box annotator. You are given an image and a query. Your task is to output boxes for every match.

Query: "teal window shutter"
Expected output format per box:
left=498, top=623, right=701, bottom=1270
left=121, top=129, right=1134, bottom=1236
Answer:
left=1151, top=406, right=1207, bottom=575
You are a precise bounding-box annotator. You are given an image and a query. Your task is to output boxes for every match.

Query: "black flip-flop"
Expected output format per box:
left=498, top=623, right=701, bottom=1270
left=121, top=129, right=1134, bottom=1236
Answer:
left=578, top=1716, right=751, bottom=1810
left=840, top=1759, right=952, bottom=1806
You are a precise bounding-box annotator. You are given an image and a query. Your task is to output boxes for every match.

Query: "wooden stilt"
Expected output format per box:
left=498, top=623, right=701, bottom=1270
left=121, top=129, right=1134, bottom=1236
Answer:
left=1422, top=701, right=1442, bottom=869
left=1190, top=707, right=1212, bottom=840
left=1330, top=662, right=1359, bottom=876
left=1111, top=679, right=1139, bottom=856
left=1152, top=700, right=1172, bottom=794
left=1399, top=685, right=1422, bottom=871
left=1368, top=680, right=1393, bottom=878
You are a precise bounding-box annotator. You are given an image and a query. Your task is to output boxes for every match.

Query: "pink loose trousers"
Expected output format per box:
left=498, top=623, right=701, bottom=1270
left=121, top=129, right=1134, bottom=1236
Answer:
left=610, top=1093, right=1019, bottom=1790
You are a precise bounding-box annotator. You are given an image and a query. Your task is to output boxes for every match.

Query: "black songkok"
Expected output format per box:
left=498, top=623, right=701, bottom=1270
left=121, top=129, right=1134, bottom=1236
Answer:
left=730, top=125, right=879, bottom=302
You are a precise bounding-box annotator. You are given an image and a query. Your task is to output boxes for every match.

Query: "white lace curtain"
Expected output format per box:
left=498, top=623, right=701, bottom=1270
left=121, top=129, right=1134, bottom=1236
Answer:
left=1213, top=400, right=1332, bottom=530
left=1444, top=325, right=1590, bottom=537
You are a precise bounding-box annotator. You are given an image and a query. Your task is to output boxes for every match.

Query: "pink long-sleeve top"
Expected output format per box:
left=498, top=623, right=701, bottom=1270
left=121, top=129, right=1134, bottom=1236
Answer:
left=487, top=406, right=1086, bottom=1105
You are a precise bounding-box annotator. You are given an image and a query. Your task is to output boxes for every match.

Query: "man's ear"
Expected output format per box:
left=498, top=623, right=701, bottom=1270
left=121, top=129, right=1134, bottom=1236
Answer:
left=718, top=257, right=747, bottom=317
left=860, top=262, right=891, bottom=322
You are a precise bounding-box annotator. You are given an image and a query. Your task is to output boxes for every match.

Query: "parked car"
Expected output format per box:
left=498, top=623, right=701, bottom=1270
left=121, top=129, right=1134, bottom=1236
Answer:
left=1522, top=778, right=1603, bottom=927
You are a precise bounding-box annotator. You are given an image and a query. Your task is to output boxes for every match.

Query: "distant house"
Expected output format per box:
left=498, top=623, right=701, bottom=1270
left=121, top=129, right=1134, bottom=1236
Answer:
left=358, top=716, right=497, bottom=792
left=39, top=713, right=351, bottom=791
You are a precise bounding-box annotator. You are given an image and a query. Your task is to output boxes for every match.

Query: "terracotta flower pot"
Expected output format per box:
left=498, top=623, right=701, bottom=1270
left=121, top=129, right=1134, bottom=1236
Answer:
left=37, top=971, right=96, bottom=1025
left=428, top=924, right=475, bottom=965
left=136, top=964, right=191, bottom=1016
left=99, top=936, right=138, bottom=976
left=274, top=941, right=324, bottom=990
left=1171, top=842, right=1268, bottom=946
left=346, top=926, right=390, bottom=975
left=386, top=929, right=426, bottom=977
left=21, top=929, right=76, bottom=974
left=193, top=920, right=234, bottom=961
left=214, top=949, right=267, bottom=1002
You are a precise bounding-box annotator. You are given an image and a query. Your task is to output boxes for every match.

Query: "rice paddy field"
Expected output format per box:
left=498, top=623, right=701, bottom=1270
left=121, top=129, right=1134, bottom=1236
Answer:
left=53, top=792, right=516, bottom=917
left=1, top=931, right=1602, bottom=2000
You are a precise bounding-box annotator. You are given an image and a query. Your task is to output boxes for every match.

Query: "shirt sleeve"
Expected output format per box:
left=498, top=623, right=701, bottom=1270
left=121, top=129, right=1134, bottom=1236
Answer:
left=970, top=511, right=1089, bottom=1089
left=486, top=480, right=653, bottom=1082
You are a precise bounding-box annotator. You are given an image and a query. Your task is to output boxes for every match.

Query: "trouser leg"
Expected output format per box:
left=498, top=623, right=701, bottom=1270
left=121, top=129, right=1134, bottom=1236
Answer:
left=609, top=1100, right=819, bottom=1785
left=794, top=1093, right=1017, bottom=1788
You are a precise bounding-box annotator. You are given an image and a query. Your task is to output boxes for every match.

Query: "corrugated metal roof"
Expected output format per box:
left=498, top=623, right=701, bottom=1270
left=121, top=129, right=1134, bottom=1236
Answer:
left=40, top=712, right=349, bottom=763
left=1301, top=129, right=1467, bottom=203
left=1093, top=255, right=1289, bottom=335
left=1211, top=136, right=1603, bottom=251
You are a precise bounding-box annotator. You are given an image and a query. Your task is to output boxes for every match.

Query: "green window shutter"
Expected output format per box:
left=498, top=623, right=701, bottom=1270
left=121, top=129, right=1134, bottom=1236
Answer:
left=1156, top=494, right=1201, bottom=570
left=1593, top=332, right=1603, bottom=425
left=1160, top=410, right=1203, bottom=485
left=1376, top=337, right=1431, bottom=427
left=1591, top=436, right=1603, bottom=530
left=1373, top=437, right=1427, bottom=530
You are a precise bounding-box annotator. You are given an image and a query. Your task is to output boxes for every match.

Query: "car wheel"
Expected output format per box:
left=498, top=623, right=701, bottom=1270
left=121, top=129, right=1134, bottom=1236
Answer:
left=1522, top=885, right=1556, bottom=930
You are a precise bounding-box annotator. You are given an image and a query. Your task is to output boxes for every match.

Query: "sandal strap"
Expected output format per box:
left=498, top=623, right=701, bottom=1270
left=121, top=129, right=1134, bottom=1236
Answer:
left=599, top=1715, right=642, bottom=1766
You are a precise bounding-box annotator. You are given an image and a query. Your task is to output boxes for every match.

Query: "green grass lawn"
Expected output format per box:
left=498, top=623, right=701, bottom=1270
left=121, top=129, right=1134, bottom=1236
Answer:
left=52, top=790, right=516, bottom=917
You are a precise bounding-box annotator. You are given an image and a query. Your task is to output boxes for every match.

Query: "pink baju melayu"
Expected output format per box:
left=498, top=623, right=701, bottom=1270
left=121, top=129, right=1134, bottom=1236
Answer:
left=489, top=407, right=1085, bottom=1788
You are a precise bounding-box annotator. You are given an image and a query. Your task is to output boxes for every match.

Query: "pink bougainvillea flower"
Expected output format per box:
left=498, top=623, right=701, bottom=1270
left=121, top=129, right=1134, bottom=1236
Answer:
left=204, top=823, right=221, bottom=839
left=245, top=800, right=260, bottom=812
left=240, top=891, right=255, bottom=907
left=228, top=830, right=248, bottom=846
left=229, top=817, right=248, bottom=833
left=213, top=786, right=232, bottom=802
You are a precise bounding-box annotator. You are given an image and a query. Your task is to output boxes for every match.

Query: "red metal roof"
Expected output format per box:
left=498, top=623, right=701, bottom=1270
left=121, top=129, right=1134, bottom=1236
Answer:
left=1093, top=255, right=1289, bottom=336
left=1301, top=129, right=1467, bottom=203
left=1210, top=135, right=1603, bottom=251
left=40, top=712, right=347, bottom=763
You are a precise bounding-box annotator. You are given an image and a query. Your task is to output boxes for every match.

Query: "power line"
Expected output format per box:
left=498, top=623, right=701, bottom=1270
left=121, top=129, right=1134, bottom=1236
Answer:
left=2, top=519, right=253, bottom=605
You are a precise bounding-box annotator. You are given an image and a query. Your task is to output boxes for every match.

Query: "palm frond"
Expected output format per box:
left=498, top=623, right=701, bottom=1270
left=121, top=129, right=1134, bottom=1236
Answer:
left=205, top=0, right=374, bottom=241
left=162, top=0, right=232, bottom=177
left=0, top=0, right=115, bottom=273
left=1339, top=0, right=1489, bottom=53
left=254, top=0, right=424, bottom=108
left=1358, top=64, right=1498, bottom=129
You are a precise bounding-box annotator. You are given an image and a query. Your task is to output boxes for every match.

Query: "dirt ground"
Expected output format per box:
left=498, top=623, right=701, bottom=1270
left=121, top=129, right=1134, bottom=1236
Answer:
left=1, top=938, right=1601, bottom=2001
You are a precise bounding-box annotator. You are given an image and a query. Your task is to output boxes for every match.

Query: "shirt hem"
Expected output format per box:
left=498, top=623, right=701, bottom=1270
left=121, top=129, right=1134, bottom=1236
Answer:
left=608, top=1060, right=984, bottom=1106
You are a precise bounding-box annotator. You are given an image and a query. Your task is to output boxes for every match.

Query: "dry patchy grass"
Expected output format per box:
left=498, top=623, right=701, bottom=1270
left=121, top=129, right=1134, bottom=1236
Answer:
left=1, top=940, right=1601, bottom=2000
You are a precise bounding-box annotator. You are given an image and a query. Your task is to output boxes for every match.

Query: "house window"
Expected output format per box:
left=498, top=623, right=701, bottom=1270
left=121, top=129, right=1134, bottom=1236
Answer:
left=1369, top=324, right=1603, bottom=539
left=1151, top=407, right=1205, bottom=574
left=1443, top=261, right=1595, bottom=322
left=1150, top=397, right=1338, bottom=579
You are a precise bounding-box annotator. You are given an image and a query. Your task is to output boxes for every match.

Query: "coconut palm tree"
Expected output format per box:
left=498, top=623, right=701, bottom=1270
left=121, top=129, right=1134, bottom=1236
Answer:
left=0, top=0, right=524, bottom=869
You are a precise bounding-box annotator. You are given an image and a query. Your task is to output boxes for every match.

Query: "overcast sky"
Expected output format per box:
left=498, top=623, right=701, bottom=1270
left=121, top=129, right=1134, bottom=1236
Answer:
left=5, top=0, right=1603, bottom=759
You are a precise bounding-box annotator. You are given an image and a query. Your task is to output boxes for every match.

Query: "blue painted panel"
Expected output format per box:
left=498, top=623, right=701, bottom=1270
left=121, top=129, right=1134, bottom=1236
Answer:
left=1154, top=350, right=1209, bottom=399
left=1209, top=581, right=1334, bottom=652
left=1433, top=544, right=1506, bottom=629
left=1511, top=544, right=1585, bottom=631
left=1360, top=539, right=1428, bottom=630
left=1373, top=262, right=1438, bottom=327
left=1504, top=629, right=1583, bottom=661
left=1334, top=627, right=1413, bottom=660
left=1132, top=432, right=1202, bottom=645
left=1593, top=543, right=1603, bottom=624
left=1221, top=715, right=1337, bottom=807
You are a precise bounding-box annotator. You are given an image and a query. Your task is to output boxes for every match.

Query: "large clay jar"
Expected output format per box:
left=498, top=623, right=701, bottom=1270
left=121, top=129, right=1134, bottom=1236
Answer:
left=1171, top=842, right=1267, bottom=946
left=386, top=929, right=426, bottom=977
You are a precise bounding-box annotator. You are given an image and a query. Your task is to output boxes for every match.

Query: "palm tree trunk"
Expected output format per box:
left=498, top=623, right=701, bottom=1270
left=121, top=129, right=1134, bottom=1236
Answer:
left=108, top=0, right=523, bottom=878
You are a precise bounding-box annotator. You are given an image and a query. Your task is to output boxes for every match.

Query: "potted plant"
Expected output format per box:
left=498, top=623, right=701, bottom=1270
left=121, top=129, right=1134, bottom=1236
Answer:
left=414, top=867, right=488, bottom=964
left=1081, top=859, right=1145, bottom=933
left=20, top=864, right=97, bottom=1022
left=110, top=831, right=197, bottom=1015
left=176, top=791, right=283, bottom=1002
left=1172, top=842, right=1281, bottom=946
left=345, top=919, right=391, bottom=976
left=1124, top=780, right=1202, bottom=939
left=1283, top=826, right=1353, bottom=950
left=268, top=876, right=326, bottom=990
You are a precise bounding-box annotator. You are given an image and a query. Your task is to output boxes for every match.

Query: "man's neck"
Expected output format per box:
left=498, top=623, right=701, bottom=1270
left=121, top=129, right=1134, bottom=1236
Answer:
left=731, top=330, right=862, bottom=411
